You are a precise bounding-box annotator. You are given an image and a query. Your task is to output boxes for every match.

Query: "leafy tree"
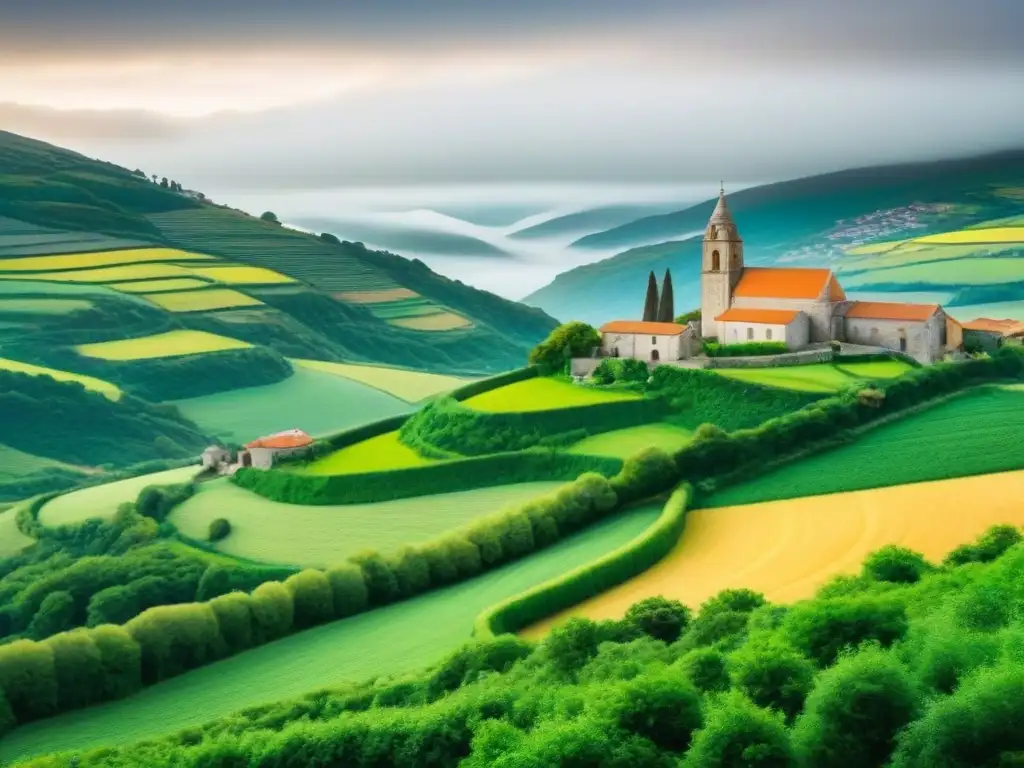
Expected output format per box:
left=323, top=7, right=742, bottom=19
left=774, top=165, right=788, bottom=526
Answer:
left=325, top=563, right=369, bottom=618
left=284, top=570, right=334, bottom=628
left=623, top=596, right=691, bottom=643
left=783, top=596, right=908, bottom=667
left=730, top=642, right=815, bottom=721
left=527, top=322, right=601, bottom=373
left=160, top=177, right=169, bottom=188
left=643, top=270, right=660, bottom=321
left=677, top=648, right=731, bottom=692
left=208, top=518, right=231, bottom=542
left=320, top=232, right=341, bottom=244
left=657, top=269, right=675, bottom=322
left=611, top=671, right=703, bottom=752
left=676, top=308, right=702, bottom=325
left=793, top=646, right=918, bottom=768
left=543, top=618, right=602, bottom=679
left=683, top=690, right=797, bottom=768
left=862, top=545, right=932, bottom=584
left=28, top=591, right=76, bottom=639
left=260, top=211, right=279, bottom=223
left=944, top=524, right=1022, bottom=566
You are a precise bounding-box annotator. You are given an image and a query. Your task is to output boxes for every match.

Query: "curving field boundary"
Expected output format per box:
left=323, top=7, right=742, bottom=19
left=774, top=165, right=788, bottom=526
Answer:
left=474, top=483, right=691, bottom=640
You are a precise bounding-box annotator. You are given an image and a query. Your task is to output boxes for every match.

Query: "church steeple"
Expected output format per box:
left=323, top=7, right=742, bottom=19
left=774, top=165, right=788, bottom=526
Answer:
left=700, top=184, right=744, bottom=339
left=705, top=184, right=740, bottom=242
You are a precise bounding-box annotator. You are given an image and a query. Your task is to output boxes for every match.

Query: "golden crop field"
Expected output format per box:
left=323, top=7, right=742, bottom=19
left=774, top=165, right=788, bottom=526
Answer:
left=335, top=288, right=419, bottom=303
left=292, top=358, right=473, bottom=402
left=523, top=470, right=1024, bottom=637
left=108, top=278, right=212, bottom=293
left=75, top=329, right=251, bottom=361
left=0, top=357, right=121, bottom=400
left=390, top=312, right=473, bottom=331
left=190, top=266, right=296, bottom=284
left=911, top=227, right=1024, bottom=246
left=143, top=288, right=263, bottom=313
left=300, top=431, right=434, bottom=475
left=466, top=376, right=641, bottom=413
left=0, top=247, right=212, bottom=272
left=0, top=263, right=192, bottom=283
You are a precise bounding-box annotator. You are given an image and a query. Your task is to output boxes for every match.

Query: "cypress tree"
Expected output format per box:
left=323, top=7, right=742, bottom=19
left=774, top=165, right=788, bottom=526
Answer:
left=642, top=271, right=660, bottom=321
left=658, top=269, right=675, bottom=322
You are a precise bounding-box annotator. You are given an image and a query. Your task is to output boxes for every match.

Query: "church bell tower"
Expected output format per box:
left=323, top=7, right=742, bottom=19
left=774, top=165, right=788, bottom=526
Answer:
left=700, top=185, right=744, bottom=339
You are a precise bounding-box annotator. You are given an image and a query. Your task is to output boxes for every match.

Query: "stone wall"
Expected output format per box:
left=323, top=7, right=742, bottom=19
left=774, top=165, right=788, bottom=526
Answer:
left=706, top=347, right=834, bottom=369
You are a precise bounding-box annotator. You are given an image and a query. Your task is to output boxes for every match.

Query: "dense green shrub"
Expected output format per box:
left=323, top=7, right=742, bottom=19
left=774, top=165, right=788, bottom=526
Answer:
left=623, top=596, right=691, bottom=643
left=704, top=341, right=790, bottom=357
left=325, top=563, right=370, bottom=618
left=528, top=321, right=601, bottom=373
left=126, top=602, right=224, bottom=683
left=249, top=582, right=295, bottom=643
left=88, top=624, right=142, bottom=701
left=611, top=671, right=703, bottom=751
left=677, top=648, right=731, bottom=693
left=137, top=483, right=195, bottom=523
left=592, top=357, right=650, bottom=385
left=730, top=642, right=815, bottom=721
left=283, top=570, right=334, bottom=629
left=46, top=630, right=104, bottom=711
left=784, top=596, right=909, bottom=667
left=28, top=590, right=76, bottom=639
left=683, top=691, right=797, bottom=768
left=207, top=518, right=231, bottom=542
left=208, top=591, right=255, bottom=653
left=862, top=545, right=933, bottom=583
left=944, top=523, right=1023, bottom=565
left=0, top=639, right=57, bottom=722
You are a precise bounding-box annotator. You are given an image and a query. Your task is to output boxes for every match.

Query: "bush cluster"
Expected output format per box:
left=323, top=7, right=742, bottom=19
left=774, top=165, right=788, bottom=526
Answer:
left=591, top=357, right=650, bottom=385
left=528, top=321, right=601, bottom=374
left=703, top=341, right=790, bottom=357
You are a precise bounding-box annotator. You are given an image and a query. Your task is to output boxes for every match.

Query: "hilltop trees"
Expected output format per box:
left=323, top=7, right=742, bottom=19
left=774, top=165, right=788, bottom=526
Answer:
left=643, top=271, right=660, bottom=321
left=528, top=321, right=600, bottom=373
left=260, top=211, right=280, bottom=223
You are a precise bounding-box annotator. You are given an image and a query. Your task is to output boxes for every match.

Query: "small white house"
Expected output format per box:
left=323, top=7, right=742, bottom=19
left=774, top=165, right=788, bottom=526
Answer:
left=201, top=445, right=231, bottom=470
left=714, top=307, right=809, bottom=349
left=241, top=428, right=314, bottom=469
left=599, top=321, right=696, bottom=363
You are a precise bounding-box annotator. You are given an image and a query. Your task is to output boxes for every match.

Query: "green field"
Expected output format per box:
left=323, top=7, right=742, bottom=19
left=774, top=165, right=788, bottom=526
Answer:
left=0, top=232, right=146, bottom=258
left=568, top=422, right=693, bottom=458
left=170, top=478, right=568, bottom=566
left=845, top=256, right=1024, bottom=288
left=713, top=360, right=913, bottom=393
left=291, top=358, right=473, bottom=402
left=0, top=444, right=78, bottom=481
left=0, top=357, right=121, bottom=400
left=0, top=503, right=33, bottom=557
left=0, top=298, right=92, bottom=314
left=75, top=329, right=251, bottom=361
left=465, top=377, right=641, bottom=412
left=0, top=502, right=661, bottom=762
left=706, top=384, right=1024, bottom=508
left=38, top=466, right=200, bottom=527
left=300, top=431, right=433, bottom=475
left=173, top=367, right=411, bottom=443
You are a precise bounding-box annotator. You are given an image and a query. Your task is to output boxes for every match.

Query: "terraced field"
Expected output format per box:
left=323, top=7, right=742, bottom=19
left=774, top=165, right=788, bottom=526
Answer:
left=108, top=278, right=211, bottom=293
left=713, top=360, right=913, bottom=393
left=189, top=266, right=296, bottom=285
left=707, top=384, right=1024, bottom=507
left=0, top=247, right=211, bottom=272
left=0, top=263, right=192, bottom=283
left=0, top=219, right=146, bottom=257
left=291, top=358, right=473, bottom=402
left=143, top=288, right=262, bottom=312
left=173, top=367, right=411, bottom=442
left=0, top=357, right=121, bottom=400
left=336, top=288, right=418, bottom=303
left=524, top=470, right=1024, bottom=635
left=568, top=422, right=693, bottom=458
left=148, top=209, right=396, bottom=292
left=170, top=478, right=568, bottom=566
left=300, top=431, right=433, bottom=475
left=37, top=465, right=201, bottom=527
left=0, top=503, right=661, bottom=762
left=844, top=257, right=1024, bottom=289
left=76, top=329, right=251, bottom=360
left=0, top=444, right=78, bottom=481
left=0, top=298, right=92, bottom=314
left=365, top=297, right=444, bottom=319
left=391, top=312, right=473, bottom=330
left=465, top=377, right=642, bottom=412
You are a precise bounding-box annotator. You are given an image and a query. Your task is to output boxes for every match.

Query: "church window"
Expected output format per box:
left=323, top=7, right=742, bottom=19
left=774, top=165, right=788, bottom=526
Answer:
left=711, top=250, right=720, bottom=271
left=766, top=328, right=773, bottom=340
left=746, top=327, right=754, bottom=341
left=651, top=336, right=657, bottom=344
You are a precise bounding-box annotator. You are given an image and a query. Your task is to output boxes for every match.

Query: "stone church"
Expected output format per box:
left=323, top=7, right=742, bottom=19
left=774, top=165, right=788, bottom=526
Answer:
left=700, top=187, right=963, bottom=364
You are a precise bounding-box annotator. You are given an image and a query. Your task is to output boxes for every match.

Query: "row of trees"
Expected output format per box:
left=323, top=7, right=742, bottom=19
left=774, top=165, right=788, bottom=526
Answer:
left=643, top=269, right=676, bottom=323
left=39, top=522, right=1024, bottom=766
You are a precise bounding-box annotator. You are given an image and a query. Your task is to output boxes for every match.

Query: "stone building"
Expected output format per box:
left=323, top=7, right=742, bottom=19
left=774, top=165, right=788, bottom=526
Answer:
left=238, top=428, right=314, bottom=469
left=598, top=320, right=697, bottom=363
left=699, top=187, right=963, bottom=364
left=961, top=318, right=1024, bottom=353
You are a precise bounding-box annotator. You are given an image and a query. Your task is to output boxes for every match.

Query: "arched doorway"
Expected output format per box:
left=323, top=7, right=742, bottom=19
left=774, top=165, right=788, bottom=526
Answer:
left=651, top=349, right=660, bottom=362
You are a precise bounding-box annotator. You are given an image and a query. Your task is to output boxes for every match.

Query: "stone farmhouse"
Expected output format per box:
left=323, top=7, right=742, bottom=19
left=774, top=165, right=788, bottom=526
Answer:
left=201, top=428, right=314, bottom=474
left=597, top=187, right=965, bottom=366
left=961, top=318, right=1024, bottom=353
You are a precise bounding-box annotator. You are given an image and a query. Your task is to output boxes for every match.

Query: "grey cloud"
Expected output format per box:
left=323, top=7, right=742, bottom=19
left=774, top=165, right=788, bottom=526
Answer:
left=0, top=103, right=184, bottom=141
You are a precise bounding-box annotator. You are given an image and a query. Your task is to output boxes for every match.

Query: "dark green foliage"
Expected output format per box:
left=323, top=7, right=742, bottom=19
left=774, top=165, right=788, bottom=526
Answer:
left=137, top=483, right=195, bottom=523
left=0, top=369, right=209, bottom=467
left=704, top=342, right=791, bottom=357
left=623, top=596, right=691, bottom=643
left=319, top=231, right=340, bottom=244
left=784, top=596, right=909, bottom=667
left=592, top=357, right=650, bottom=385
left=0, top=639, right=58, bottom=722
left=528, top=321, right=602, bottom=373
left=207, top=517, right=231, bottom=542
left=208, top=591, right=254, bottom=654
left=793, top=647, right=918, bottom=768
left=283, top=570, right=334, bottom=629
left=351, top=551, right=401, bottom=606
left=643, top=270, right=660, bottom=321
left=657, top=269, right=675, bottom=323
left=677, top=648, right=731, bottom=693
left=730, top=642, right=815, bottom=721
left=46, top=630, right=104, bottom=711
left=260, top=211, right=279, bottom=222
left=944, top=524, right=1023, bottom=566
left=675, top=308, right=701, bottom=325
left=542, top=618, right=604, bottom=679
left=88, top=624, right=142, bottom=701
left=28, top=590, right=75, bottom=639
left=862, top=545, right=933, bottom=584
left=325, top=563, right=370, bottom=618
left=683, top=691, right=797, bottom=768
left=612, top=671, right=703, bottom=751
left=126, top=602, right=224, bottom=684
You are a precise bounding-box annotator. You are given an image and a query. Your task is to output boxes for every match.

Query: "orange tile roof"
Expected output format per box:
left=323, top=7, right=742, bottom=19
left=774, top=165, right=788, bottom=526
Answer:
left=845, top=301, right=939, bottom=322
left=715, top=307, right=802, bottom=324
left=733, top=267, right=836, bottom=300
left=961, top=317, right=1024, bottom=335
left=600, top=320, right=687, bottom=335
left=246, top=429, right=313, bottom=450
left=827, top=276, right=847, bottom=302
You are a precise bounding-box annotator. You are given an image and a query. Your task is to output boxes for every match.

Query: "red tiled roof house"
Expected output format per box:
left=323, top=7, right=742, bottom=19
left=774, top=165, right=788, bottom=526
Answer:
left=239, top=428, right=314, bottom=469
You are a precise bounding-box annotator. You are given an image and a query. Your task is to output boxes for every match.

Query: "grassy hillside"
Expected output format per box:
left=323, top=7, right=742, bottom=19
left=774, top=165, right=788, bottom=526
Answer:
left=528, top=151, right=1024, bottom=324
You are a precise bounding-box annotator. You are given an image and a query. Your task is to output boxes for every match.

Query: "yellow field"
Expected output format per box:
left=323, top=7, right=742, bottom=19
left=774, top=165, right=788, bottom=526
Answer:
left=0, top=263, right=191, bottom=283
left=0, top=357, right=121, bottom=400
left=143, top=288, right=263, bottom=312
left=292, top=358, right=473, bottom=402
left=915, top=227, right=1024, bottom=245
left=75, top=330, right=251, bottom=361
left=108, top=278, right=211, bottom=293
left=466, top=377, right=641, bottom=412
left=390, top=312, right=473, bottom=331
left=523, top=470, right=1024, bottom=637
left=300, top=431, right=434, bottom=475
left=190, top=266, right=296, bottom=284
left=0, top=247, right=211, bottom=272
left=336, top=288, right=419, bottom=303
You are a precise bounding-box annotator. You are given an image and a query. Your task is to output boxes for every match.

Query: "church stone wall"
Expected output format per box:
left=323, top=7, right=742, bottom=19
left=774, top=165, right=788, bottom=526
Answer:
left=730, top=296, right=834, bottom=343
left=844, top=315, right=944, bottom=364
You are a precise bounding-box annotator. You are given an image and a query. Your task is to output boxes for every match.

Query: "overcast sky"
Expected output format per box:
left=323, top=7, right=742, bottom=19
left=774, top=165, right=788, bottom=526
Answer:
left=4, top=0, right=1024, bottom=191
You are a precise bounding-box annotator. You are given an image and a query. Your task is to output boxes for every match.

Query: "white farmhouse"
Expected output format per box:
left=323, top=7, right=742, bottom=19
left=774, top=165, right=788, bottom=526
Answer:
left=201, top=445, right=231, bottom=470
left=599, top=320, right=697, bottom=363
left=238, top=428, right=314, bottom=469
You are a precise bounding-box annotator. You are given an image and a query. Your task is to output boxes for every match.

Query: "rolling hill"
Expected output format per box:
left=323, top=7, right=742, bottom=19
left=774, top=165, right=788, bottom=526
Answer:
left=526, top=151, right=1024, bottom=325
left=507, top=203, right=677, bottom=240
left=0, top=130, right=558, bottom=494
